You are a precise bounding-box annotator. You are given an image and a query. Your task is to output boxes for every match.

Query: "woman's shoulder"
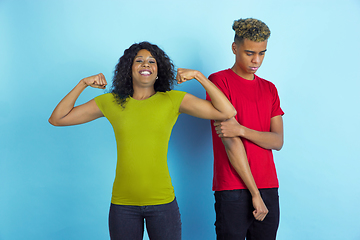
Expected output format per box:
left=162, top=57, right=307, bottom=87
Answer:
left=156, top=90, right=186, bottom=110
left=95, top=92, right=115, bottom=101
left=162, top=90, right=187, bottom=99
left=94, top=93, right=118, bottom=108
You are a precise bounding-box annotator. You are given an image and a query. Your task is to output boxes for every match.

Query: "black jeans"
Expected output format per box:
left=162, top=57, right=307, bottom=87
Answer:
left=108, top=198, right=181, bottom=240
left=215, top=188, right=279, bottom=240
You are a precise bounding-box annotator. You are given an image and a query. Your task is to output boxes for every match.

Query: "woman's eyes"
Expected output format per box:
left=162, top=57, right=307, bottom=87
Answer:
left=135, top=59, right=156, bottom=64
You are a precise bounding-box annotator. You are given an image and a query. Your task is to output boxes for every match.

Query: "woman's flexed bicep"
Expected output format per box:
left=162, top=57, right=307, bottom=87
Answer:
left=49, top=75, right=106, bottom=126
left=176, top=69, right=236, bottom=120
left=179, top=93, right=234, bottom=120
left=49, top=99, right=104, bottom=126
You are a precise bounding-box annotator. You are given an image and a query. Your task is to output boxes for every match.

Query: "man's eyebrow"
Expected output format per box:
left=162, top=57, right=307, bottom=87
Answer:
left=244, top=49, right=267, bottom=53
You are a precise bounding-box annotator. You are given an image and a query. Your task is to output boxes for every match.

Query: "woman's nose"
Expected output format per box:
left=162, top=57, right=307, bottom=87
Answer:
left=142, top=61, right=150, bottom=67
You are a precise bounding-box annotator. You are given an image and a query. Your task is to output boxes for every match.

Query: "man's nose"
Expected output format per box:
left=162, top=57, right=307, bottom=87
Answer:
left=252, top=55, right=260, bottom=63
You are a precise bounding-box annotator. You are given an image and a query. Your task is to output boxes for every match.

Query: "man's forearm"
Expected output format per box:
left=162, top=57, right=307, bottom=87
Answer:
left=221, top=137, right=260, bottom=197
left=221, top=136, right=269, bottom=220
left=239, top=125, right=283, bottom=151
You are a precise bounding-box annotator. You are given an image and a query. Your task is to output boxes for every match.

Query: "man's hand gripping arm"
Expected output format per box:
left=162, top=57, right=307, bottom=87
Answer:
left=215, top=116, right=284, bottom=151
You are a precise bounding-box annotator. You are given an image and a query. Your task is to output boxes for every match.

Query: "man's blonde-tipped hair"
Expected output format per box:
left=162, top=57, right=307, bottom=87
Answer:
left=233, top=18, right=270, bottom=43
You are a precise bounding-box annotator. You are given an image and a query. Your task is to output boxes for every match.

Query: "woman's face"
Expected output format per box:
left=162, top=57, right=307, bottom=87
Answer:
left=131, top=49, right=158, bottom=89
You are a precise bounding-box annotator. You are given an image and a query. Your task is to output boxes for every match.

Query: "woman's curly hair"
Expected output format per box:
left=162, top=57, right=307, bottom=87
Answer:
left=233, top=18, right=270, bottom=43
left=110, top=41, right=176, bottom=108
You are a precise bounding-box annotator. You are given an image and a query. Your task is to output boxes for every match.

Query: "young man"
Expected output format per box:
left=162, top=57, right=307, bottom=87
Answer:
left=206, top=18, right=284, bottom=240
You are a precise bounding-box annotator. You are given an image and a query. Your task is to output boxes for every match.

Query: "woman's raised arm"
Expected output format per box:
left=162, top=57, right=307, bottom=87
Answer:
left=177, top=68, right=236, bottom=120
left=48, top=73, right=107, bottom=126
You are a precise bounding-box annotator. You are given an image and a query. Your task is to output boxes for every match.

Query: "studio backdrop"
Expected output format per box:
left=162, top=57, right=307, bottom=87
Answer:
left=1, top=0, right=359, bottom=239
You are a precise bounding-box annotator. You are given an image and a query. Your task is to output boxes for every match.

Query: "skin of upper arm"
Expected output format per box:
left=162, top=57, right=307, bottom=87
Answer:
left=50, top=99, right=104, bottom=126
left=270, top=115, right=284, bottom=150
left=179, top=93, right=233, bottom=120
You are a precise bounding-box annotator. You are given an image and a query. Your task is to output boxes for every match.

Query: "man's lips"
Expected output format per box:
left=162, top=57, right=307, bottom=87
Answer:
left=250, top=67, right=259, bottom=71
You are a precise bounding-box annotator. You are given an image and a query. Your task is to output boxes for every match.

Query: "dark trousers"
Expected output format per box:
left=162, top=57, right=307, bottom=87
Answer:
left=108, top=198, right=181, bottom=240
left=215, top=188, right=280, bottom=240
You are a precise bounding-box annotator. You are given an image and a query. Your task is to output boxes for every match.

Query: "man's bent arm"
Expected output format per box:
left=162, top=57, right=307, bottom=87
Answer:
left=215, top=116, right=284, bottom=151
left=240, top=116, right=283, bottom=150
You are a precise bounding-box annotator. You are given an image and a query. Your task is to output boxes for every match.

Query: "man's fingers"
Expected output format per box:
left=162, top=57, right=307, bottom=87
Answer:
left=253, top=212, right=264, bottom=221
left=253, top=209, right=268, bottom=221
left=253, top=211, right=260, bottom=220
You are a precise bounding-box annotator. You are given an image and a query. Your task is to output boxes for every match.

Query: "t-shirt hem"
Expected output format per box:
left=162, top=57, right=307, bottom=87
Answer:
left=213, top=184, right=279, bottom=192
left=111, top=195, right=175, bottom=206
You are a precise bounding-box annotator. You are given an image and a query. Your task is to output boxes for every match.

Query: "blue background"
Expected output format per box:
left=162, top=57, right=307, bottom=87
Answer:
left=1, top=0, right=360, bottom=239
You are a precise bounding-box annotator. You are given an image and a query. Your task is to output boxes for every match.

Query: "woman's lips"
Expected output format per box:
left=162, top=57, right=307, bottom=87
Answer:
left=140, top=70, right=151, bottom=76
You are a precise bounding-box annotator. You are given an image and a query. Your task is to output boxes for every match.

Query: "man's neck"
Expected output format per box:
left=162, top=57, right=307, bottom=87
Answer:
left=231, top=66, right=255, bottom=80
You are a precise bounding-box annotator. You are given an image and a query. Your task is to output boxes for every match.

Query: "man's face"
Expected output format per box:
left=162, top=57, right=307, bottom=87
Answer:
left=232, top=38, right=267, bottom=80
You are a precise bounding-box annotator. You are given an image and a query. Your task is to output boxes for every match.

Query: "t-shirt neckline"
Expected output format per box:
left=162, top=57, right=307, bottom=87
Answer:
left=228, top=68, right=258, bottom=84
left=130, top=92, right=159, bottom=101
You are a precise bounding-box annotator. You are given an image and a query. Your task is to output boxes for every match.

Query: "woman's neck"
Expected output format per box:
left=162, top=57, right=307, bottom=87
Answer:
left=132, top=87, right=156, bottom=100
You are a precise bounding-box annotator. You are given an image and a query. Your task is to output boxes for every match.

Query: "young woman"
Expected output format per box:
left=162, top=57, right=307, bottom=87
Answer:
left=49, top=41, right=236, bottom=240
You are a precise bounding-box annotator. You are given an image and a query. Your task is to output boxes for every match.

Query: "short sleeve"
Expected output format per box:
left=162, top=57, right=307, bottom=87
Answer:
left=270, top=84, right=284, bottom=118
left=94, top=93, right=114, bottom=118
left=167, top=90, right=186, bottom=114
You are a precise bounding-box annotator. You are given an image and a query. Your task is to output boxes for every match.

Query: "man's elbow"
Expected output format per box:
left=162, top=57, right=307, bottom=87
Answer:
left=274, top=146, right=282, bottom=151
left=274, top=139, right=284, bottom=151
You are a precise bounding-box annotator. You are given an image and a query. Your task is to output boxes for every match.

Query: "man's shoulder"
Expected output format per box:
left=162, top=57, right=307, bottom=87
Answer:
left=209, top=69, right=231, bottom=79
left=209, top=69, right=234, bottom=86
left=256, top=75, right=277, bottom=88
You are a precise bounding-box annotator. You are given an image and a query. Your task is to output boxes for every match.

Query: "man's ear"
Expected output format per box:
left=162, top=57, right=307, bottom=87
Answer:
left=232, top=42, right=237, bottom=54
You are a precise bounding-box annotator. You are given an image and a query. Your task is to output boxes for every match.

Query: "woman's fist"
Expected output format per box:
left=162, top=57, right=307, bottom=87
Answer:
left=82, top=73, right=107, bottom=89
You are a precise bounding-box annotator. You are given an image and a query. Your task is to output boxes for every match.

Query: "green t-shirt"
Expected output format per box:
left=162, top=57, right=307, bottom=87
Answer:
left=95, top=90, right=186, bottom=206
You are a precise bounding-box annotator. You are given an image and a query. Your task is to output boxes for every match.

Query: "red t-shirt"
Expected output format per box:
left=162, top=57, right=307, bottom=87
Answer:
left=207, top=69, right=284, bottom=191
